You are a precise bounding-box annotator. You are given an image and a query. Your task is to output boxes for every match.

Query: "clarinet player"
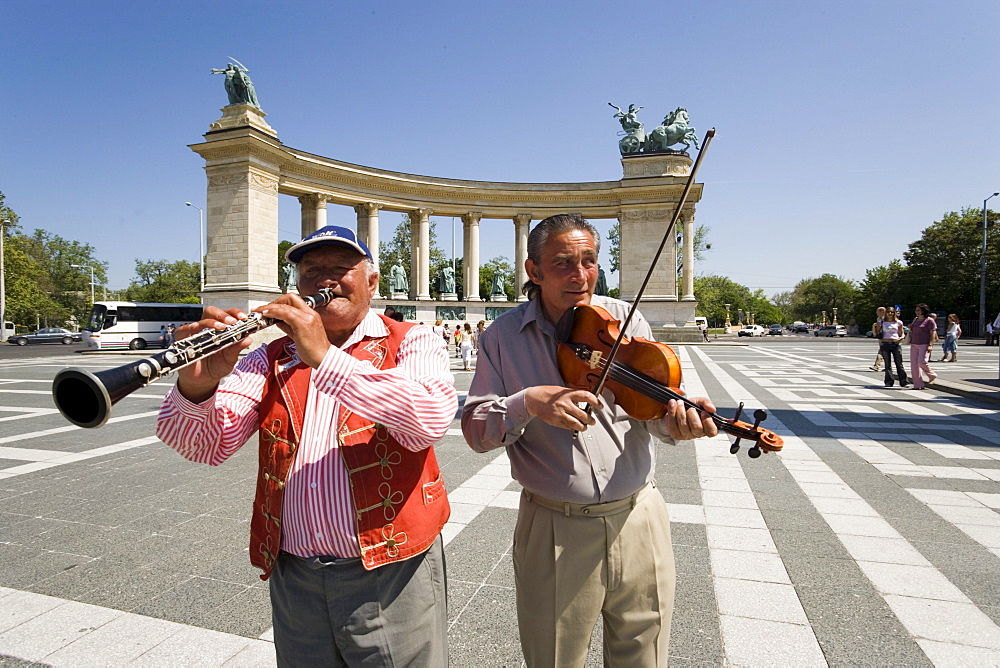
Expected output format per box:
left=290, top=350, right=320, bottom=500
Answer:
left=156, top=226, right=456, bottom=666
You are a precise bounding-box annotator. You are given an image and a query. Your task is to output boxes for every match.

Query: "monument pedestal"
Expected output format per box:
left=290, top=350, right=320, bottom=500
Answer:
left=440, top=292, right=458, bottom=301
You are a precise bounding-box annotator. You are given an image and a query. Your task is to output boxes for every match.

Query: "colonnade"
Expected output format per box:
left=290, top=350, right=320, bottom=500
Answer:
left=294, top=194, right=696, bottom=303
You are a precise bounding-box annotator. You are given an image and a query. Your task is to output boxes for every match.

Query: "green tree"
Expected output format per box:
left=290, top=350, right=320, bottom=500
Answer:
left=124, top=259, right=200, bottom=303
left=789, top=274, right=858, bottom=324
left=3, top=235, right=60, bottom=327
left=694, top=275, right=754, bottom=326
left=851, top=260, right=907, bottom=328
left=900, top=207, right=999, bottom=320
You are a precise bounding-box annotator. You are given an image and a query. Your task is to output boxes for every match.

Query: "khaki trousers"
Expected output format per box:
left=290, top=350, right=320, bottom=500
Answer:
left=513, top=483, right=675, bottom=667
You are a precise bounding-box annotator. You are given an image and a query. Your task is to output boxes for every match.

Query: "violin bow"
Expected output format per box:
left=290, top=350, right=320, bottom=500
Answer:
left=586, top=128, right=716, bottom=403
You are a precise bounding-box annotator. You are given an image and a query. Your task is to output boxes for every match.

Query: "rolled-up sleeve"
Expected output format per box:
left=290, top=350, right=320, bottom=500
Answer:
left=156, top=347, right=268, bottom=465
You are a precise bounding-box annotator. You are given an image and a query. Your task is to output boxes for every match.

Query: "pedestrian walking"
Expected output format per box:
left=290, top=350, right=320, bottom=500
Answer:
left=869, top=306, right=886, bottom=371
left=909, top=304, right=939, bottom=389
left=939, top=313, right=961, bottom=362
left=458, top=322, right=475, bottom=370
left=699, top=319, right=709, bottom=342
left=877, top=307, right=908, bottom=387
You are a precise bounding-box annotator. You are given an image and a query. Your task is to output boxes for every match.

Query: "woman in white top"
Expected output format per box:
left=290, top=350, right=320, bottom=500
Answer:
left=876, top=307, right=909, bottom=388
left=939, top=313, right=961, bottom=362
left=458, top=322, right=475, bottom=371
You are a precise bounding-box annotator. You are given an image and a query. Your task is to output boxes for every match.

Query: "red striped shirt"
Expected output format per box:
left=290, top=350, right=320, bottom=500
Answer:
left=156, top=312, right=456, bottom=558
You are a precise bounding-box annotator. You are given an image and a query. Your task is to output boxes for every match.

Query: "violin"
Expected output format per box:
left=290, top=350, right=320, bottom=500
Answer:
left=555, top=304, right=783, bottom=458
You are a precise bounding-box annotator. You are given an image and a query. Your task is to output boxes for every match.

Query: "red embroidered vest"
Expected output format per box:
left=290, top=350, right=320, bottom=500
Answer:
left=249, top=316, right=450, bottom=580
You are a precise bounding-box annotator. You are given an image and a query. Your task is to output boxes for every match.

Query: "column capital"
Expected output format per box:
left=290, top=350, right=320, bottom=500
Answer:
left=462, top=211, right=483, bottom=225
left=408, top=208, right=433, bottom=223
left=354, top=202, right=382, bottom=216
left=298, top=193, right=330, bottom=208
left=513, top=213, right=532, bottom=226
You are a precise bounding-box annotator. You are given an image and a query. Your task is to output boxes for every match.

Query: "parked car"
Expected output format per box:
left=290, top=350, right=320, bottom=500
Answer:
left=815, top=325, right=847, bottom=337
left=768, top=324, right=783, bottom=336
left=7, top=327, right=82, bottom=345
left=738, top=324, right=767, bottom=337
left=791, top=322, right=809, bottom=333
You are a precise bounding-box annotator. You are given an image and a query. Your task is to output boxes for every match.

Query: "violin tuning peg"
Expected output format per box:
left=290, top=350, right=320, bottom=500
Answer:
left=748, top=445, right=762, bottom=459
left=754, top=409, right=767, bottom=421
left=730, top=439, right=741, bottom=455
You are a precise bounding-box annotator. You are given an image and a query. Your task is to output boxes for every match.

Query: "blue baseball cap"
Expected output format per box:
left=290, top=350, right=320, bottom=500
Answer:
left=285, top=225, right=373, bottom=263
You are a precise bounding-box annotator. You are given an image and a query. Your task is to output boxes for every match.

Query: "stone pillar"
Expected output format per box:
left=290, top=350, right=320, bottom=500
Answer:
left=355, top=202, right=382, bottom=298
left=681, top=213, right=695, bottom=301
left=462, top=212, right=482, bottom=301
left=298, top=194, right=328, bottom=239
left=203, top=165, right=281, bottom=310
left=514, top=214, right=531, bottom=302
left=409, top=209, right=432, bottom=300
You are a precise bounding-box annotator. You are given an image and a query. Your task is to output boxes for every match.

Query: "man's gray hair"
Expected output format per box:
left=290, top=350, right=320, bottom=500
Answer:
left=521, top=214, right=600, bottom=300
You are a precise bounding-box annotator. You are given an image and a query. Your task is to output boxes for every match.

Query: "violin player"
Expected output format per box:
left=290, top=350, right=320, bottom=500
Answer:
left=462, top=214, right=719, bottom=666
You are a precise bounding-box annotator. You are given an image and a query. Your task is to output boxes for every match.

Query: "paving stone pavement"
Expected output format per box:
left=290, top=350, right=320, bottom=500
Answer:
left=0, top=339, right=999, bottom=665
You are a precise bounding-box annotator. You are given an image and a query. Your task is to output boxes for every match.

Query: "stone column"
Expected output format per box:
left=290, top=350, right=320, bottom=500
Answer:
left=355, top=202, right=382, bottom=298
left=298, top=194, right=328, bottom=239
left=409, top=209, right=432, bottom=300
left=513, top=214, right=531, bottom=302
left=681, top=212, right=695, bottom=301
left=462, top=212, right=482, bottom=301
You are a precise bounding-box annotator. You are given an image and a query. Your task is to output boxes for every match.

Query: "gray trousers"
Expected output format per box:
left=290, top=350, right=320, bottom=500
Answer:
left=269, top=535, right=448, bottom=667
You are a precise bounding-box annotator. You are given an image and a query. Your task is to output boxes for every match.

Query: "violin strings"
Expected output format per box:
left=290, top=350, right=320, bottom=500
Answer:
left=581, top=353, right=763, bottom=437
left=587, top=355, right=722, bottom=420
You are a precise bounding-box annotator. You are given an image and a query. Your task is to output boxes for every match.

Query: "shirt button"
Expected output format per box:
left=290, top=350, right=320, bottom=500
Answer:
left=315, top=532, right=323, bottom=539
left=310, top=482, right=317, bottom=489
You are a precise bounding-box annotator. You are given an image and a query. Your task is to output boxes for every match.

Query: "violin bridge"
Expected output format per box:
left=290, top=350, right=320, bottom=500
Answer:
left=588, top=351, right=603, bottom=370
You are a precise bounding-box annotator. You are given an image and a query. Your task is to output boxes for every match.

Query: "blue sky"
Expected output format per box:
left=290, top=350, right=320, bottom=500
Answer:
left=3, top=0, right=998, bottom=295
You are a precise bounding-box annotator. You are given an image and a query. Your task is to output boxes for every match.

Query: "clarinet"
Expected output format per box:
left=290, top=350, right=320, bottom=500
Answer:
left=52, top=288, right=335, bottom=429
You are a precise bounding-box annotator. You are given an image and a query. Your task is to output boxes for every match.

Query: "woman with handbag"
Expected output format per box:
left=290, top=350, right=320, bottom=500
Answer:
left=878, top=308, right=909, bottom=388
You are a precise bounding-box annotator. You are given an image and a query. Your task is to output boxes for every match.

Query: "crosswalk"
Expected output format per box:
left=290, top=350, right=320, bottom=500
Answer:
left=1, top=345, right=999, bottom=665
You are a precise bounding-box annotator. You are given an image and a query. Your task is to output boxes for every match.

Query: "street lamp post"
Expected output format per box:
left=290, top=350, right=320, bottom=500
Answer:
left=0, top=219, right=8, bottom=341
left=980, top=192, right=999, bottom=337
left=186, top=202, right=205, bottom=293
left=833, top=308, right=838, bottom=325
left=71, top=264, right=95, bottom=304
left=724, top=303, right=731, bottom=333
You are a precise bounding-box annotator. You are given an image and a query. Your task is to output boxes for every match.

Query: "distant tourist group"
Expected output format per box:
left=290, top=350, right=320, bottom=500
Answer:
left=870, top=305, right=963, bottom=389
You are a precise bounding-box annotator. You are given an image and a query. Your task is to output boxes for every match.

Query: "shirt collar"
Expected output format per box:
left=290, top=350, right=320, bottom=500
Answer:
left=520, top=298, right=555, bottom=338
left=342, top=310, right=389, bottom=349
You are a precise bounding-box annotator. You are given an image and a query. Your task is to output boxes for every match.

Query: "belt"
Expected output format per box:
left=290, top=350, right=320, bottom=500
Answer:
left=523, top=481, right=654, bottom=517
left=283, top=551, right=362, bottom=569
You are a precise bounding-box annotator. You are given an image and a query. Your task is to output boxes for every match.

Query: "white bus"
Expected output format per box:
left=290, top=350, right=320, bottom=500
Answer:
left=81, top=301, right=204, bottom=350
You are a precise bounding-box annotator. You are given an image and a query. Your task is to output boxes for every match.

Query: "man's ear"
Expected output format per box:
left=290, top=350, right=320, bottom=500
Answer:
left=368, top=270, right=380, bottom=296
left=525, top=259, right=541, bottom=285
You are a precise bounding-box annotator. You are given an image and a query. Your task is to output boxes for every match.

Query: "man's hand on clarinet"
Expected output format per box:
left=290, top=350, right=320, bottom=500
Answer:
left=257, top=293, right=331, bottom=369
left=175, top=306, right=253, bottom=403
